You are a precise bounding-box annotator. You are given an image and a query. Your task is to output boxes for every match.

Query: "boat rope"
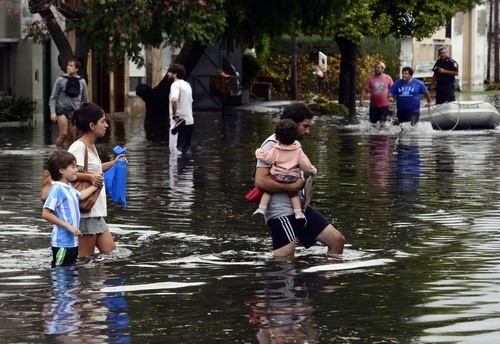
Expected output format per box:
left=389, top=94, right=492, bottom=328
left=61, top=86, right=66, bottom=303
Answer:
left=429, top=101, right=461, bottom=131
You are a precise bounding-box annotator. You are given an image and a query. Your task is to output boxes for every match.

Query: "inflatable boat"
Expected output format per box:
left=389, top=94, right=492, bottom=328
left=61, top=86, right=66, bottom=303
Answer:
left=419, top=101, right=500, bottom=130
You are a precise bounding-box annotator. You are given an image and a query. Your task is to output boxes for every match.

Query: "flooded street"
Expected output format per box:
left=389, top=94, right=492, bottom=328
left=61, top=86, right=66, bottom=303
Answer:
left=1, top=98, right=500, bottom=343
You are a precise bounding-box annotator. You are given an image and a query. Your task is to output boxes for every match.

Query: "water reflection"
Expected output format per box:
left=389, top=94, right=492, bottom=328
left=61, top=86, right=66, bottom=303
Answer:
left=394, top=136, right=423, bottom=208
left=248, top=262, right=316, bottom=343
left=368, top=135, right=390, bottom=195
left=2, top=104, right=500, bottom=342
left=43, top=266, right=130, bottom=343
left=167, top=155, right=195, bottom=222
left=43, top=268, right=80, bottom=335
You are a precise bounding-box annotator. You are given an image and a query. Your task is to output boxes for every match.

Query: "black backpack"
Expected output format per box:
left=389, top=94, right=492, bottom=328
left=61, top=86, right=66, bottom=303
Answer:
left=63, top=75, right=81, bottom=97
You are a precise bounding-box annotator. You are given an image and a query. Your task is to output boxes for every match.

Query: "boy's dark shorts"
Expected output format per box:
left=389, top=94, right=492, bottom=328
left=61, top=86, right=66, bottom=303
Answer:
left=267, top=207, right=330, bottom=250
left=51, top=247, right=78, bottom=268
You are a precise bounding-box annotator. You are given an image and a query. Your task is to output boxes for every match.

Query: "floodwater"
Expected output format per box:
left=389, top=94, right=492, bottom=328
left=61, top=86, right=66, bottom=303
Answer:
left=1, top=96, right=500, bottom=343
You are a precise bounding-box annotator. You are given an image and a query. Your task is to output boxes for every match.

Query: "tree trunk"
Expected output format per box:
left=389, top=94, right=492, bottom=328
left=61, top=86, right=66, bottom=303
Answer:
left=335, top=37, right=358, bottom=116
left=28, top=1, right=90, bottom=79
left=174, top=40, right=207, bottom=78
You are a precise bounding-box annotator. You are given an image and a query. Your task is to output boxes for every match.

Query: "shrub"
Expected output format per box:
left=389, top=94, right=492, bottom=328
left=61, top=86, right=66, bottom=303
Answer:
left=308, top=95, right=349, bottom=116
left=0, top=96, right=36, bottom=123
left=258, top=54, right=386, bottom=101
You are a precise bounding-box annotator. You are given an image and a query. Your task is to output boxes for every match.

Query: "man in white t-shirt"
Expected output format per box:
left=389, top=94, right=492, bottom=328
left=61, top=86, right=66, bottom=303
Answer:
left=168, top=63, right=194, bottom=155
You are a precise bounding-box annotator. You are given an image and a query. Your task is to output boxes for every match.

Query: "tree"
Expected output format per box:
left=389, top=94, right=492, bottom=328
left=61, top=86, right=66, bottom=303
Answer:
left=325, top=0, right=391, bottom=115
left=24, top=0, right=226, bottom=141
left=26, top=0, right=226, bottom=78
left=222, top=0, right=356, bottom=102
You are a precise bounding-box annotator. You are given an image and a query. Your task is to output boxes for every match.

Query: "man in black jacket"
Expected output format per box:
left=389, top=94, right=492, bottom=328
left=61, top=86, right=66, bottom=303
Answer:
left=431, top=46, right=459, bottom=104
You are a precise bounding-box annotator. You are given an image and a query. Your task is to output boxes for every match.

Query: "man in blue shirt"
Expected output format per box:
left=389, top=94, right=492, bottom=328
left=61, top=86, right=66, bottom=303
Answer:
left=389, top=67, right=432, bottom=126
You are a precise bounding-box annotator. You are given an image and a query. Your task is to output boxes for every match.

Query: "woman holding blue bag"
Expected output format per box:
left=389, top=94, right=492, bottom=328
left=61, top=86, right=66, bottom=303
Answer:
left=68, top=102, right=126, bottom=258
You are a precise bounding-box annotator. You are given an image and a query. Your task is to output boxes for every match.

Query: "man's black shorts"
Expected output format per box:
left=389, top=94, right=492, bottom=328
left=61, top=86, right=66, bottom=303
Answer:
left=267, top=207, right=330, bottom=250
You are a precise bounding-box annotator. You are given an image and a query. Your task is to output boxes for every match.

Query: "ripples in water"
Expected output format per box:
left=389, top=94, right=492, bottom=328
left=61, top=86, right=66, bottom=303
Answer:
left=1, top=108, right=500, bottom=342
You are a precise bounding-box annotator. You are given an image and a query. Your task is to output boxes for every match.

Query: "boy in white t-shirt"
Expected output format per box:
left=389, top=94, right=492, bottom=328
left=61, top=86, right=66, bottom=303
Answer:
left=42, top=150, right=100, bottom=267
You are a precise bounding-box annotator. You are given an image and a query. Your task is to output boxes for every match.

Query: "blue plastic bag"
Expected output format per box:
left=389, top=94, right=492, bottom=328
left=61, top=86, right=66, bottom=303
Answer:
left=104, top=146, right=127, bottom=207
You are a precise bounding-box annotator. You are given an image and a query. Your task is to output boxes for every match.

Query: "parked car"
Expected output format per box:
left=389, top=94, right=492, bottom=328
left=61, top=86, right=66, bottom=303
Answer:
left=413, top=61, right=460, bottom=91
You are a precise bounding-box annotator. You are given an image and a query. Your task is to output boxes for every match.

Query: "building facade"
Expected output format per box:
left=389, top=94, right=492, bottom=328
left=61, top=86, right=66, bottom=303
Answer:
left=401, top=2, right=492, bottom=91
left=0, top=0, right=45, bottom=112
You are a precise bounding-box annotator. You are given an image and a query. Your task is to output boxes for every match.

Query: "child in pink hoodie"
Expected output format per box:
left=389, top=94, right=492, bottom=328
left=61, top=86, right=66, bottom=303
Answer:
left=254, top=119, right=317, bottom=219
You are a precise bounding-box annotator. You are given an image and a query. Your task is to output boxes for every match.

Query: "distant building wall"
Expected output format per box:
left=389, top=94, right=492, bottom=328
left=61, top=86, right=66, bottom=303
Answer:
left=453, top=5, right=489, bottom=89
left=12, top=39, right=44, bottom=110
left=0, top=0, right=44, bottom=113
left=401, top=3, right=490, bottom=90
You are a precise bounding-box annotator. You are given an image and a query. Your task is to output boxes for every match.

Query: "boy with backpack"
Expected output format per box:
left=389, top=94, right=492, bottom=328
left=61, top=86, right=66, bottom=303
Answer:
left=48, top=58, right=88, bottom=148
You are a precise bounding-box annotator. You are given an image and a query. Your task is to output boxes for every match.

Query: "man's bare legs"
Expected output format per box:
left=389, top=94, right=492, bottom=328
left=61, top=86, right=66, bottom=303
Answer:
left=55, top=115, right=70, bottom=148
left=273, top=224, right=345, bottom=258
left=316, top=224, right=345, bottom=255
left=274, top=241, right=297, bottom=258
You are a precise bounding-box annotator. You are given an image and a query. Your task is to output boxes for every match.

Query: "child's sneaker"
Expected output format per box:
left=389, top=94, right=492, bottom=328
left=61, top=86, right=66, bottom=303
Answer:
left=294, top=211, right=305, bottom=220
left=253, top=208, right=265, bottom=216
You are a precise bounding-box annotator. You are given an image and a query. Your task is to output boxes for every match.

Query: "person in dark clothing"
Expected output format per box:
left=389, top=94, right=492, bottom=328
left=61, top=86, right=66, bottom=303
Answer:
left=431, top=46, right=459, bottom=104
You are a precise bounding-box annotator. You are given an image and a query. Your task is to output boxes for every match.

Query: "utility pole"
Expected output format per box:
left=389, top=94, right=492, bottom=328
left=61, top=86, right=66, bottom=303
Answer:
left=487, top=0, right=493, bottom=82
left=495, top=0, right=499, bottom=83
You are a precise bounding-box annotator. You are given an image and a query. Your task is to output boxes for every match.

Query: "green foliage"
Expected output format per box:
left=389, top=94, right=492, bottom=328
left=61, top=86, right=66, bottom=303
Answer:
left=27, top=0, right=226, bottom=69
left=308, top=96, right=349, bottom=116
left=256, top=35, right=272, bottom=61
left=267, top=35, right=401, bottom=79
left=324, top=0, right=392, bottom=42
left=269, top=35, right=399, bottom=59
left=269, top=35, right=340, bottom=57
left=358, top=36, right=401, bottom=79
left=371, top=0, right=483, bottom=39
left=258, top=53, right=389, bottom=101
left=24, top=20, right=49, bottom=44
left=0, top=96, right=36, bottom=123
left=223, top=0, right=355, bottom=44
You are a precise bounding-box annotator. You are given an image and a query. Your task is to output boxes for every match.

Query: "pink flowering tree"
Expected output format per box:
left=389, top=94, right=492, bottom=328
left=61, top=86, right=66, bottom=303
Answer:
left=24, top=0, right=225, bottom=79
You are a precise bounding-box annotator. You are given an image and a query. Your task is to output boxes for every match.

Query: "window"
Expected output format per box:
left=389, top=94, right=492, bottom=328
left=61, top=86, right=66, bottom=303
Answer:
left=129, top=77, right=144, bottom=94
left=0, top=44, right=11, bottom=96
left=129, top=46, right=146, bottom=95
left=445, top=21, right=451, bottom=39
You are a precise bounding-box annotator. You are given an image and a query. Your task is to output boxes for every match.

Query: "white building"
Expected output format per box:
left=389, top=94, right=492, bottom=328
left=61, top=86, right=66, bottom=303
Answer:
left=401, top=2, right=492, bottom=91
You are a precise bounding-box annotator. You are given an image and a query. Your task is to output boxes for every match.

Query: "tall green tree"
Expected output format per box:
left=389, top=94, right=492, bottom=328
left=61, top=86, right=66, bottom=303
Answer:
left=222, top=0, right=357, bottom=100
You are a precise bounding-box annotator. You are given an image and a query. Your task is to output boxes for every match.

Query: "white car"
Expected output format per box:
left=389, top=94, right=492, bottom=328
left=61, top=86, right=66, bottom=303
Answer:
left=413, top=61, right=460, bottom=91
